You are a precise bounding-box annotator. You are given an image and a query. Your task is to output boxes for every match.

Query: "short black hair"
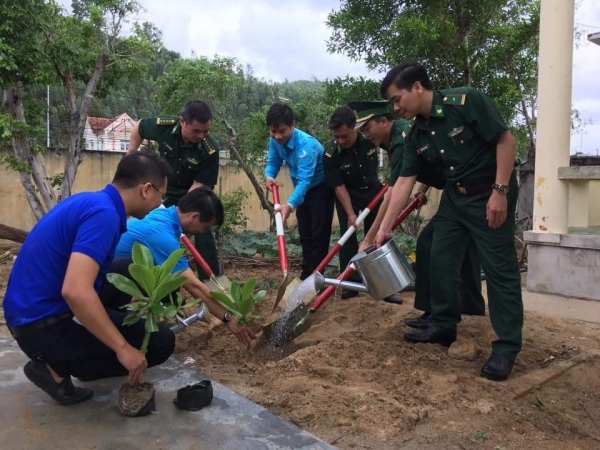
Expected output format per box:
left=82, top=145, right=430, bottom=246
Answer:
left=178, top=186, right=224, bottom=228
left=181, top=100, right=213, bottom=124
left=266, top=103, right=295, bottom=127
left=380, top=61, right=433, bottom=98
left=328, top=107, right=357, bottom=130
left=113, top=151, right=173, bottom=189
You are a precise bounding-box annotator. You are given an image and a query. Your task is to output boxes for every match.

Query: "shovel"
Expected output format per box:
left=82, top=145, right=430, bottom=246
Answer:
left=180, top=234, right=229, bottom=293
left=314, top=182, right=388, bottom=273
left=264, top=192, right=425, bottom=347
left=270, top=184, right=292, bottom=313
left=270, top=183, right=388, bottom=316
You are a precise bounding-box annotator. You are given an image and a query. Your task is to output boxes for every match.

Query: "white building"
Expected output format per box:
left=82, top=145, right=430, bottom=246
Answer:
left=84, top=113, right=135, bottom=152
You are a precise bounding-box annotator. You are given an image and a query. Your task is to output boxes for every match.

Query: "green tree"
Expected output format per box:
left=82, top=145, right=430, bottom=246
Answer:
left=0, top=0, right=154, bottom=219
left=324, top=75, right=382, bottom=106
left=327, top=0, right=540, bottom=225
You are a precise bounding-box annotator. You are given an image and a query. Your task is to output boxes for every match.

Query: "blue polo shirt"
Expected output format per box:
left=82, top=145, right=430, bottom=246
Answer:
left=264, top=128, right=325, bottom=208
left=115, top=206, right=189, bottom=273
left=3, top=184, right=127, bottom=327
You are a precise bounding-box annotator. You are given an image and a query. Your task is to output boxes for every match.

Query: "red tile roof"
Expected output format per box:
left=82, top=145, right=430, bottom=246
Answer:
left=87, top=116, right=116, bottom=134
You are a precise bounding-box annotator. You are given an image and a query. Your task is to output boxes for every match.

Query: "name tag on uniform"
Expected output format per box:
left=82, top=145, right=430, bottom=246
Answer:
left=448, top=126, right=464, bottom=138
left=416, top=145, right=429, bottom=155
left=187, top=157, right=199, bottom=164
left=162, top=142, right=173, bottom=151
left=367, top=148, right=377, bottom=156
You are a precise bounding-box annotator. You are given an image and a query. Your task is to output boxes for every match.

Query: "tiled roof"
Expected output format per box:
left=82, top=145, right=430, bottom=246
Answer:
left=87, top=116, right=116, bottom=133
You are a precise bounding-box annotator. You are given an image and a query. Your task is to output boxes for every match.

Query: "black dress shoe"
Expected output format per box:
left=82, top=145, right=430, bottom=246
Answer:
left=404, top=326, right=456, bottom=347
left=383, top=295, right=403, bottom=305
left=480, top=353, right=514, bottom=381
left=404, top=312, right=433, bottom=330
left=341, top=289, right=359, bottom=300
left=24, top=360, right=94, bottom=405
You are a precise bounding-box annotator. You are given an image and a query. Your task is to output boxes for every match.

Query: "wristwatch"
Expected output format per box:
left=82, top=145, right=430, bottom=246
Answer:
left=223, top=311, right=232, bottom=323
left=492, top=183, right=509, bottom=195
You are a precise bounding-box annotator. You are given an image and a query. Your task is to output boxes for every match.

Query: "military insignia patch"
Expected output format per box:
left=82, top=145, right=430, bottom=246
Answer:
left=157, top=117, right=177, bottom=126
left=416, top=145, right=429, bottom=155
left=442, top=94, right=466, bottom=106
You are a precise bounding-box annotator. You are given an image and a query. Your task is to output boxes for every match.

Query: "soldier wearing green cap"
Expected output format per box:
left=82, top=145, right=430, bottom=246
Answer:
left=353, top=100, right=485, bottom=319
left=128, top=100, right=221, bottom=279
left=323, top=106, right=400, bottom=302
left=374, top=61, right=522, bottom=382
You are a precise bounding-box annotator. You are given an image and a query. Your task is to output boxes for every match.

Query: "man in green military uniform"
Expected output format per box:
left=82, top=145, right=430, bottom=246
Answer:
left=374, top=62, right=522, bottom=381
left=128, top=100, right=221, bottom=278
left=323, top=106, right=401, bottom=303
left=355, top=100, right=485, bottom=323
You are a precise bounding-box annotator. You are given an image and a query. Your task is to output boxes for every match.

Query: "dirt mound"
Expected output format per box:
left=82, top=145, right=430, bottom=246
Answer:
left=175, top=265, right=600, bottom=449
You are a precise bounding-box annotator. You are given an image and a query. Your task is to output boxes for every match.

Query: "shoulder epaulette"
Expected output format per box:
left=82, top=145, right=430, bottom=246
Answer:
left=324, top=141, right=338, bottom=158
left=442, top=94, right=466, bottom=106
left=156, top=116, right=177, bottom=126
left=202, top=137, right=217, bottom=155
left=402, top=117, right=417, bottom=139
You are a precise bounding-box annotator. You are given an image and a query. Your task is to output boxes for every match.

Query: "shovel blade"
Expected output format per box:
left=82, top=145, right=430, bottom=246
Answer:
left=263, top=303, right=312, bottom=347
left=204, top=274, right=231, bottom=293
left=271, top=272, right=292, bottom=313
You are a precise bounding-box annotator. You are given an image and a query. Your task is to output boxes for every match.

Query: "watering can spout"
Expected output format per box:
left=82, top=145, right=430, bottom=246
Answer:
left=170, top=303, right=211, bottom=334
left=313, top=272, right=370, bottom=294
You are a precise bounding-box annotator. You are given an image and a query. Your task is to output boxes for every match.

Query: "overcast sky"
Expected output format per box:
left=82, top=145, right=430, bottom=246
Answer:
left=59, top=0, right=600, bottom=154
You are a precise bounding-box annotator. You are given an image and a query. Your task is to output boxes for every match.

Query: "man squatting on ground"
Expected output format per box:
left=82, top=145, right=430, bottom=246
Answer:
left=3, top=152, right=176, bottom=405
left=114, top=186, right=255, bottom=346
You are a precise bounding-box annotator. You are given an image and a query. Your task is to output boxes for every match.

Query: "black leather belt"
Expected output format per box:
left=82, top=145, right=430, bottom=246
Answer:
left=8, top=312, right=73, bottom=338
left=455, top=179, right=495, bottom=195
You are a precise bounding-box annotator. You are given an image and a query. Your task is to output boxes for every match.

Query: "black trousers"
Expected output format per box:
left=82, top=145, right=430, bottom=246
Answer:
left=296, top=184, right=335, bottom=280
left=14, top=258, right=175, bottom=381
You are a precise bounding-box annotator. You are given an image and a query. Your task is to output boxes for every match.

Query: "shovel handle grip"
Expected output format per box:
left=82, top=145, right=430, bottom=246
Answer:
left=314, top=182, right=388, bottom=274
left=181, top=234, right=214, bottom=278
left=271, top=184, right=288, bottom=272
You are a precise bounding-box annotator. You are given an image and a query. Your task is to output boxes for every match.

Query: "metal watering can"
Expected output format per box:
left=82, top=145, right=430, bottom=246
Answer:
left=264, top=238, right=415, bottom=346
left=170, top=303, right=210, bottom=334
left=313, top=238, right=415, bottom=299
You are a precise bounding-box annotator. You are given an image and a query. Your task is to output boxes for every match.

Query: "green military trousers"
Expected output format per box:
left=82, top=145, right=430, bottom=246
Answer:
left=336, top=188, right=382, bottom=282
left=429, top=174, right=523, bottom=360
left=413, top=219, right=485, bottom=316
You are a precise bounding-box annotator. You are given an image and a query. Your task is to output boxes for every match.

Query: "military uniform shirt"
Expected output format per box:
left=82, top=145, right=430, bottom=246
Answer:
left=388, top=118, right=445, bottom=190
left=399, top=87, right=509, bottom=184
left=138, top=116, right=220, bottom=201
left=323, top=132, right=380, bottom=191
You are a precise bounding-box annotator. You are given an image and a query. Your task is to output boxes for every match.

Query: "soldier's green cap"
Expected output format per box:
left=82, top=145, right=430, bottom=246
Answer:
left=348, top=100, right=392, bottom=131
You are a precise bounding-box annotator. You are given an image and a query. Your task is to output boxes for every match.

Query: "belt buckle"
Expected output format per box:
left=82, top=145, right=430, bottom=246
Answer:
left=456, top=184, right=467, bottom=195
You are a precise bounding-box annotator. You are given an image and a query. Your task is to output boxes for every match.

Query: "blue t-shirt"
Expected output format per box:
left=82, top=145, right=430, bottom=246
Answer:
left=115, top=205, right=189, bottom=273
left=264, top=128, right=325, bottom=208
left=3, top=184, right=127, bottom=327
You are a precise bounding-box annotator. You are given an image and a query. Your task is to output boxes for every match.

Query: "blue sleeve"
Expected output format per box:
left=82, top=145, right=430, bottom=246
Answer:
left=147, top=233, right=190, bottom=273
left=72, top=208, right=121, bottom=265
left=264, top=138, right=283, bottom=179
left=287, top=139, right=321, bottom=207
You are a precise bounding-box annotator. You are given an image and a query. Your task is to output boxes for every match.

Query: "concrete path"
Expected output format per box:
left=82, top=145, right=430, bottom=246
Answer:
left=480, top=273, right=600, bottom=324
left=0, top=338, right=334, bottom=450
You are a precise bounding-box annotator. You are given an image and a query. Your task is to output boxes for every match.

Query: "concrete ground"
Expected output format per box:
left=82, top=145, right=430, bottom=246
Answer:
left=0, top=338, right=333, bottom=450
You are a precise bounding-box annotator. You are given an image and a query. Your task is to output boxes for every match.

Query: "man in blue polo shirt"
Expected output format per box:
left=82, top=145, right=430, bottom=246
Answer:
left=3, top=151, right=173, bottom=405
left=115, top=187, right=255, bottom=346
left=264, top=103, right=335, bottom=280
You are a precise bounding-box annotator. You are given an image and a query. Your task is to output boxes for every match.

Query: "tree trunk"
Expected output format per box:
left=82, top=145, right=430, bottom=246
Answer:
left=221, top=118, right=274, bottom=218
left=518, top=144, right=535, bottom=231
left=59, top=55, right=107, bottom=200
left=0, top=224, right=29, bottom=243
left=2, top=87, right=56, bottom=219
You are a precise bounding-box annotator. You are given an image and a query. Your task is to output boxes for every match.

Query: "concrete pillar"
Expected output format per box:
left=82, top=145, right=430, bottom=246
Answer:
left=532, top=0, right=574, bottom=234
